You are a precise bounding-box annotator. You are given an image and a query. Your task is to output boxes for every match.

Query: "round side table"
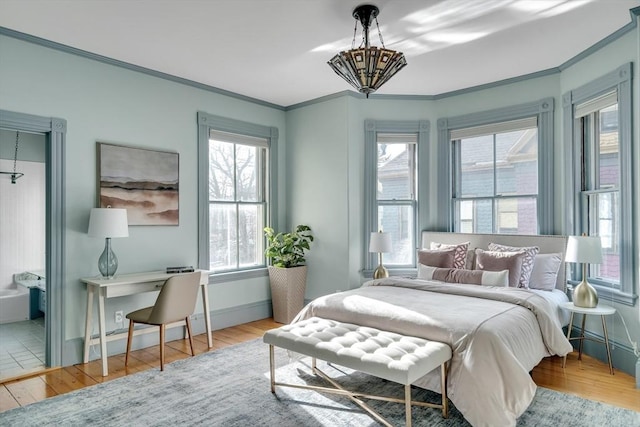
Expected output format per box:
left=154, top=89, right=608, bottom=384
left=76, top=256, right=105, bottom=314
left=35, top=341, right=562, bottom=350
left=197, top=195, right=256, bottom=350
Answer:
left=561, top=301, right=616, bottom=374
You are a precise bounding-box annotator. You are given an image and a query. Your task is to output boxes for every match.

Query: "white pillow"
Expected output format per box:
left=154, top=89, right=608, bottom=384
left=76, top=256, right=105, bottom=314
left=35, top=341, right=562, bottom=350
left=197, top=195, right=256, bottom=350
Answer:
left=529, top=253, right=562, bottom=291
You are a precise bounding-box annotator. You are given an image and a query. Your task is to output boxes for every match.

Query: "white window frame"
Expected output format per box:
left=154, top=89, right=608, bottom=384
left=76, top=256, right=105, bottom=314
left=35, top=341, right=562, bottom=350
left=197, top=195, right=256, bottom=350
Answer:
left=436, top=98, right=555, bottom=234
left=197, top=112, right=278, bottom=283
left=364, top=120, right=429, bottom=276
left=563, top=63, right=636, bottom=305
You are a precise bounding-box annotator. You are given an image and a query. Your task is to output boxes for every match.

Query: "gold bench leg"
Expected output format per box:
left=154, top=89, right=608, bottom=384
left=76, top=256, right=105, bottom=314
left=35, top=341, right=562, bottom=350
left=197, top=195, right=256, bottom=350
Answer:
left=405, top=384, right=412, bottom=427
left=441, top=362, right=449, bottom=418
left=269, top=344, right=275, bottom=393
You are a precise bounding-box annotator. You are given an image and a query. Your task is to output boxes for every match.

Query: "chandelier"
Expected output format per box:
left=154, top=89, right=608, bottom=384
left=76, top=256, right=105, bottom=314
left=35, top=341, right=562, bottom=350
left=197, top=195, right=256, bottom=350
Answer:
left=328, top=4, right=407, bottom=98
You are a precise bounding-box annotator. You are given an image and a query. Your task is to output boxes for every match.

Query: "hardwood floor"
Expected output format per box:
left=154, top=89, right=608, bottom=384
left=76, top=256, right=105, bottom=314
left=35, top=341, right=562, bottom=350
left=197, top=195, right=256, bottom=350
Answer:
left=1, top=317, right=638, bottom=414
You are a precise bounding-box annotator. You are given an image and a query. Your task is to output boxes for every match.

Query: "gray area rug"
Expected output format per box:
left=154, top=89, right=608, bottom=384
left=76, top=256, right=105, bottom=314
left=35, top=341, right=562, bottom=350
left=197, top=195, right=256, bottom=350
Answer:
left=1, top=339, right=637, bottom=426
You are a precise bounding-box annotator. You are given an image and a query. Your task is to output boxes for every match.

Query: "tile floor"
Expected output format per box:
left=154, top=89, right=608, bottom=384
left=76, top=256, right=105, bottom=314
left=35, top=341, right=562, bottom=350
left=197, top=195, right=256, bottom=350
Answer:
left=0, top=317, right=45, bottom=379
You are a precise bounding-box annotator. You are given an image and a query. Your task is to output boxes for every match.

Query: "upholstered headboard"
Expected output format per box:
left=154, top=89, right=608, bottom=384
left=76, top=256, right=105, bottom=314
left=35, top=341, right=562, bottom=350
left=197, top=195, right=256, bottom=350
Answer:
left=421, top=231, right=568, bottom=291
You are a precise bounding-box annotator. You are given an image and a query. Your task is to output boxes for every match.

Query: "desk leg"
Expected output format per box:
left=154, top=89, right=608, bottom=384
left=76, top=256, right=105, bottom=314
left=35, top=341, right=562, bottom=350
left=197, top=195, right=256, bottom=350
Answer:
left=563, top=311, right=574, bottom=368
left=98, top=288, right=109, bottom=376
left=578, top=313, right=587, bottom=361
left=201, top=283, right=213, bottom=348
left=83, top=286, right=95, bottom=363
left=601, top=315, right=614, bottom=375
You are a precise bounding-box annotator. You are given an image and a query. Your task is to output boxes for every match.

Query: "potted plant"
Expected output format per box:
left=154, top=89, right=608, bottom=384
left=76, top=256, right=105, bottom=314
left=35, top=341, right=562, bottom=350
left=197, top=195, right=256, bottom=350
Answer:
left=264, top=224, right=314, bottom=323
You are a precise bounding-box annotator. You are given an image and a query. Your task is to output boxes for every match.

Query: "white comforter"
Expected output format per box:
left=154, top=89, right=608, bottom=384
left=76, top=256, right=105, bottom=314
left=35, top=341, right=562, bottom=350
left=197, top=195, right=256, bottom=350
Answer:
left=293, top=277, right=573, bottom=427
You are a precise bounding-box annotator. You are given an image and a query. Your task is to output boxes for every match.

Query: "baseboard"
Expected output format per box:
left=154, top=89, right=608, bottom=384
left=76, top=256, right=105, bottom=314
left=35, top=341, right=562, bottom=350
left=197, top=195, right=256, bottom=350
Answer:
left=63, top=300, right=273, bottom=366
left=567, top=326, right=636, bottom=377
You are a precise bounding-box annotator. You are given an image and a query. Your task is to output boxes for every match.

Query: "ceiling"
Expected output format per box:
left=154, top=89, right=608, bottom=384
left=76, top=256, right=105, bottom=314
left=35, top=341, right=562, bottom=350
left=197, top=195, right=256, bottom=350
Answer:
left=0, top=0, right=638, bottom=107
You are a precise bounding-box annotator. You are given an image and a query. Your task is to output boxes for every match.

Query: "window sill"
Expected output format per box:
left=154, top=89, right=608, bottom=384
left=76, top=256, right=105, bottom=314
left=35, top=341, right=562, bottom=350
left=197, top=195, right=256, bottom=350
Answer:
left=208, top=268, right=268, bottom=284
left=592, top=284, right=638, bottom=306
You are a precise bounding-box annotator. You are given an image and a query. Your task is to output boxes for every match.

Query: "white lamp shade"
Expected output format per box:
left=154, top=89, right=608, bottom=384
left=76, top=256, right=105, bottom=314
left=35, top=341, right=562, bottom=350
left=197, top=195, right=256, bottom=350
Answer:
left=565, top=235, right=602, bottom=264
left=88, top=208, right=129, bottom=238
left=369, top=232, right=392, bottom=253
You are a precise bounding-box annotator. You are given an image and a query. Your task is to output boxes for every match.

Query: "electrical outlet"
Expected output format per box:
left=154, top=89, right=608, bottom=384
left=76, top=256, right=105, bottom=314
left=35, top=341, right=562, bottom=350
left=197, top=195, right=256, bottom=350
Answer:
left=114, top=310, right=123, bottom=324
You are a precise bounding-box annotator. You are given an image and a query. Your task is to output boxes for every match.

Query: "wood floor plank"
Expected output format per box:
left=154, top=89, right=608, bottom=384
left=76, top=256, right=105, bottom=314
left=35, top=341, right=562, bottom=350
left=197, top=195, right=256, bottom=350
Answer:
left=3, top=377, right=57, bottom=406
left=0, top=317, right=638, bottom=415
left=38, top=366, right=97, bottom=395
left=0, top=386, right=19, bottom=412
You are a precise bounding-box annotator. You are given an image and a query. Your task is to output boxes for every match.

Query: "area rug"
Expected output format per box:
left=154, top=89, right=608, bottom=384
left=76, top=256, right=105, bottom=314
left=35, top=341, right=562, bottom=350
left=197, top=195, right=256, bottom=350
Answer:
left=1, top=339, right=637, bottom=426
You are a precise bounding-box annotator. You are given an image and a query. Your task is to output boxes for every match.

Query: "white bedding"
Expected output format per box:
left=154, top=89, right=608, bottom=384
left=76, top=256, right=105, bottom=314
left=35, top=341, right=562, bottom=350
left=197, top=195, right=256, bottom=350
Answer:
left=294, top=277, right=573, bottom=427
left=530, top=288, right=571, bottom=326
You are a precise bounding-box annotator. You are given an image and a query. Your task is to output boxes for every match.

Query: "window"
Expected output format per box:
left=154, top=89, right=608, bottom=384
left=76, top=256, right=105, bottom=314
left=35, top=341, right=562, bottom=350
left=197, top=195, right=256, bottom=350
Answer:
left=578, top=94, right=620, bottom=285
left=451, top=119, right=539, bottom=234
left=437, top=98, right=555, bottom=234
left=364, top=120, right=429, bottom=273
left=376, top=133, right=417, bottom=266
left=564, top=63, right=635, bottom=304
left=209, top=131, right=267, bottom=272
left=197, top=112, right=278, bottom=280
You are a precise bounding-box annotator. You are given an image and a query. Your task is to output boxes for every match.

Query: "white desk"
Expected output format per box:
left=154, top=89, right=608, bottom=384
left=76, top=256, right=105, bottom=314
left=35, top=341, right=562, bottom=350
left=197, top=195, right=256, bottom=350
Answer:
left=561, top=302, right=616, bottom=375
left=81, top=270, right=212, bottom=376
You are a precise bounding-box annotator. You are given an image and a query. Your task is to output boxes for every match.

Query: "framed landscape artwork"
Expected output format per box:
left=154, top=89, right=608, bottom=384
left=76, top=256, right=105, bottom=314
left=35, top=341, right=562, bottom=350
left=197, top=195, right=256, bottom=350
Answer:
left=97, top=142, right=179, bottom=225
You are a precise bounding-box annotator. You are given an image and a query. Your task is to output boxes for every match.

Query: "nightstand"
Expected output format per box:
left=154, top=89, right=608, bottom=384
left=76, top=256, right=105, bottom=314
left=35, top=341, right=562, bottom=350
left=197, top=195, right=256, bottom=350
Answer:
left=561, top=301, right=616, bottom=374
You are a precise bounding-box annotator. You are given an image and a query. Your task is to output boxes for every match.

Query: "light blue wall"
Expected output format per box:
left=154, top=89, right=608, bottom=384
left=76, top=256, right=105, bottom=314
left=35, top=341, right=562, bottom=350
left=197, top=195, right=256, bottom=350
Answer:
left=0, top=35, right=286, bottom=359
left=285, top=97, right=352, bottom=298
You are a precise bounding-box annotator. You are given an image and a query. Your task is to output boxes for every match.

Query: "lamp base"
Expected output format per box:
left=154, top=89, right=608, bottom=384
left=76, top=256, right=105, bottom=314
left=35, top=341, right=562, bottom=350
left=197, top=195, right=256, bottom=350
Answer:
left=373, top=265, right=388, bottom=279
left=573, top=279, right=598, bottom=308
left=98, top=237, right=118, bottom=279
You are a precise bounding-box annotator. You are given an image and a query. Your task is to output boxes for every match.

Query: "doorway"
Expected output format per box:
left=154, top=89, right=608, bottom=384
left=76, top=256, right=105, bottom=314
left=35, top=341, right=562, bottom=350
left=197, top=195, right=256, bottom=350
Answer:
left=0, top=109, right=66, bottom=380
left=0, top=129, right=46, bottom=379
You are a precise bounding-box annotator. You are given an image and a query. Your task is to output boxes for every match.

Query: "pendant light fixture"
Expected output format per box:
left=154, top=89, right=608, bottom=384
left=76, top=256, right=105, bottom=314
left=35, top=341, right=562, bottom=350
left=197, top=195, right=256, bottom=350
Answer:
left=328, top=4, right=407, bottom=97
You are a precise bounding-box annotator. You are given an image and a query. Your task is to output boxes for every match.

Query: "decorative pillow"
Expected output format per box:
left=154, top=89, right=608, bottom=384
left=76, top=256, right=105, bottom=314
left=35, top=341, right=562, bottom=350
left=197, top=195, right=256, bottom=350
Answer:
left=487, top=243, right=539, bottom=288
left=430, top=241, right=470, bottom=269
left=417, top=248, right=457, bottom=268
left=418, top=265, right=508, bottom=287
left=529, top=253, right=562, bottom=291
left=475, top=249, right=526, bottom=288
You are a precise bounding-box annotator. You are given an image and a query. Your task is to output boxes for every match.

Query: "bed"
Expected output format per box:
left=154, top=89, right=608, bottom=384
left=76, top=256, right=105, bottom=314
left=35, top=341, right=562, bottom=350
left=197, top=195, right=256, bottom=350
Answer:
left=293, top=232, right=573, bottom=427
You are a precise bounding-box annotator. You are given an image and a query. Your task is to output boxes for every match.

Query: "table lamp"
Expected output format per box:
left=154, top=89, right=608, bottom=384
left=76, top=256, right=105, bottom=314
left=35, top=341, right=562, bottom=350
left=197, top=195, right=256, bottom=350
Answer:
left=369, top=231, right=392, bottom=279
left=88, top=207, right=129, bottom=278
left=565, top=234, right=602, bottom=308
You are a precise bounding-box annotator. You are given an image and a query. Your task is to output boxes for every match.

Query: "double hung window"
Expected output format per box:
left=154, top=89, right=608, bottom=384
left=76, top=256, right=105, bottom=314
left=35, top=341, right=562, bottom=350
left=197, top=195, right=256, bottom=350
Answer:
left=197, top=112, right=278, bottom=279
left=564, top=63, right=634, bottom=303
left=375, top=133, right=417, bottom=266
left=364, top=120, right=428, bottom=273
left=208, top=130, right=268, bottom=272
left=437, top=98, right=554, bottom=235
left=576, top=92, right=620, bottom=286
left=451, top=118, right=539, bottom=234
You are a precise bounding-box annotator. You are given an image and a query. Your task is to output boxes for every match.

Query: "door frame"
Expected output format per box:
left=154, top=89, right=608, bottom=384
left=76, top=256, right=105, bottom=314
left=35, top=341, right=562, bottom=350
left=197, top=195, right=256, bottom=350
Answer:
left=0, top=109, right=65, bottom=368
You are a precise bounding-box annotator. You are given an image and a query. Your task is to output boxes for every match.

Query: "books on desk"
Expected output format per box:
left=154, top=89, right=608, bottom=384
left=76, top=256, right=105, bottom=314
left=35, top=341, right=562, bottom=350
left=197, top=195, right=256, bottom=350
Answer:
left=166, top=266, right=195, bottom=274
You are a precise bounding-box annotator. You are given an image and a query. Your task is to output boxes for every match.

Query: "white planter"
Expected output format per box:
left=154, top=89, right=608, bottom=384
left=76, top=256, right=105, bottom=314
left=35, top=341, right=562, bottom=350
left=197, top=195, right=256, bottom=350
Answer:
left=268, top=265, right=307, bottom=324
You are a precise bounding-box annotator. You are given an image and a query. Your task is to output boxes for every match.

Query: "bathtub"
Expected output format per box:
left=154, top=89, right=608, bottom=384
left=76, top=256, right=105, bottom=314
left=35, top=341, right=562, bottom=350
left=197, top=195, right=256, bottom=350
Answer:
left=0, top=286, right=30, bottom=324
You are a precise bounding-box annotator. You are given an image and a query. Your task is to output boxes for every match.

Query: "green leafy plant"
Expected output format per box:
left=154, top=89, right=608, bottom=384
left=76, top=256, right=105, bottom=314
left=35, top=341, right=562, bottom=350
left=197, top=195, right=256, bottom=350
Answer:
left=264, top=225, right=314, bottom=268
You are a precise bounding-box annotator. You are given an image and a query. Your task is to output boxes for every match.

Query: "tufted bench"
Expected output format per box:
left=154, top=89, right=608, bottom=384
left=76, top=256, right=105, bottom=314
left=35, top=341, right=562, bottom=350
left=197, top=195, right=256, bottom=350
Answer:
left=263, top=317, right=452, bottom=427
